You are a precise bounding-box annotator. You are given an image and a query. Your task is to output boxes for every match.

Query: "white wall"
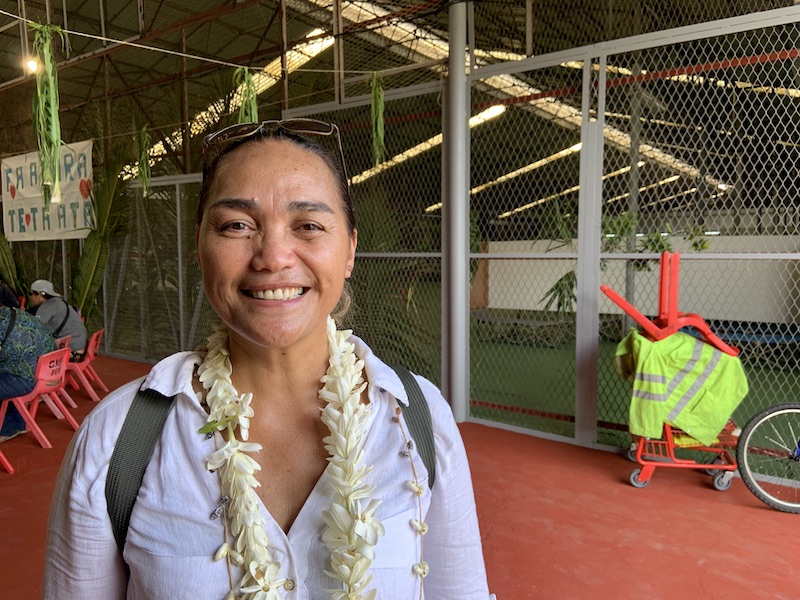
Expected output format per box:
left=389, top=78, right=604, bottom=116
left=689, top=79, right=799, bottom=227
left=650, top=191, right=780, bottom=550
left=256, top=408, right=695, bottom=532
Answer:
left=487, top=236, right=800, bottom=323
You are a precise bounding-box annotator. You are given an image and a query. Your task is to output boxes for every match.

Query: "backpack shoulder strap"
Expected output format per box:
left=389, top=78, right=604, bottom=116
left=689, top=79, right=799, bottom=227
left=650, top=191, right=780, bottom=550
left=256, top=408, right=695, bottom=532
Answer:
left=53, top=299, right=71, bottom=338
left=389, top=364, right=436, bottom=490
left=105, top=388, right=176, bottom=553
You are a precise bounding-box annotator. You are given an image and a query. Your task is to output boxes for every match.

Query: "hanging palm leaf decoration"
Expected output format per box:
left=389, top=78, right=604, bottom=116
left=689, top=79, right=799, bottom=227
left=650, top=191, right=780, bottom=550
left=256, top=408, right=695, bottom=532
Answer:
left=30, top=23, right=68, bottom=210
left=370, top=72, right=385, bottom=167
left=72, top=145, right=131, bottom=318
left=138, top=125, right=152, bottom=198
left=0, top=233, right=23, bottom=297
left=233, top=67, right=258, bottom=123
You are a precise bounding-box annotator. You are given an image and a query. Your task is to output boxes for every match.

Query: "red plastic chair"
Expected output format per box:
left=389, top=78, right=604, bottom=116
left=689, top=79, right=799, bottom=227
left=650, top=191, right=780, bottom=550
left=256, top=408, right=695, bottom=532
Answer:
left=0, top=448, right=14, bottom=474
left=0, top=348, right=78, bottom=450
left=67, top=329, right=109, bottom=403
left=601, top=251, right=739, bottom=357
left=52, top=335, right=78, bottom=409
left=55, top=335, right=71, bottom=350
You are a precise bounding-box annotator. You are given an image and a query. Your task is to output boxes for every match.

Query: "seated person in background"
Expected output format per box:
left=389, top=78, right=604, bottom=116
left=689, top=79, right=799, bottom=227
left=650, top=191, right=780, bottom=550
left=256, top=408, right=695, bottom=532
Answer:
left=0, top=274, right=19, bottom=309
left=0, top=305, right=57, bottom=442
left=28, top=279, right=88, bottom=360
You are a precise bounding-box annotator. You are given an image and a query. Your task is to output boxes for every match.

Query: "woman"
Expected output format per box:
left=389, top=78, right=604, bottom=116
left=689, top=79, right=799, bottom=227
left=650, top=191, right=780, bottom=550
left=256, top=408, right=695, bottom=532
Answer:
left=43, top=120, right=495, bottom=599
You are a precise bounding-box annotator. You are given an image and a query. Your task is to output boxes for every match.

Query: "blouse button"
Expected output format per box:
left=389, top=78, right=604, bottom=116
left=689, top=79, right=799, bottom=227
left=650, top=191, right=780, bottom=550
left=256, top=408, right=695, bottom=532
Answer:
left=284, top=579, right=296, bottom=591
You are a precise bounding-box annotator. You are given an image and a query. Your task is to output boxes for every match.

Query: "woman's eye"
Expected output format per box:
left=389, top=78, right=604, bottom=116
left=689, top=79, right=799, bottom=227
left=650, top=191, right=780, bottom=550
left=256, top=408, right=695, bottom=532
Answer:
left=300, top=223, right=323, bottom=232
left=220, top=221, right=250, bottom=232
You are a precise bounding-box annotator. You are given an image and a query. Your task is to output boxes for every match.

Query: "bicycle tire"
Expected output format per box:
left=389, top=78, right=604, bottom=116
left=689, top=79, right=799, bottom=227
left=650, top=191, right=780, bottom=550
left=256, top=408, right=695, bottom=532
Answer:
left=736, top=403, right=800, bottom=514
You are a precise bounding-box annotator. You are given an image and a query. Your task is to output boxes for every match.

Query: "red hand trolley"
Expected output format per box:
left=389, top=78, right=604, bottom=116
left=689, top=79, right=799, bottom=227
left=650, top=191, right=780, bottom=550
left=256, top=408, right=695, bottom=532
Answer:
left=601, top=251, right=744, bottom=490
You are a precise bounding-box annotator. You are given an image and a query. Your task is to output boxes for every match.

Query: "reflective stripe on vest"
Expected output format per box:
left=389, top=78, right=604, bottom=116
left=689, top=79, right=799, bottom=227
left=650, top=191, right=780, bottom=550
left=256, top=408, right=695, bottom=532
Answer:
left=631, top=336, right=724, bottom=423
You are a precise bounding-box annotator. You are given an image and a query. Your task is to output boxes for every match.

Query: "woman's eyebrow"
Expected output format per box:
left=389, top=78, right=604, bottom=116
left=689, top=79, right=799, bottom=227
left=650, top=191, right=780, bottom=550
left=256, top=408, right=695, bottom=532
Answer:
left=287, top=200, right=335, bottom=214
left=209, top=198, right=258, bottom=212
left=209, top=198, right=334, bottom=215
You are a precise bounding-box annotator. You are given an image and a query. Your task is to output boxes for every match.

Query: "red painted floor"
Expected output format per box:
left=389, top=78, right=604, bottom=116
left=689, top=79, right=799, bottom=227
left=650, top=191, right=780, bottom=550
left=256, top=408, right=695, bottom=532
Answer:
left=0, top=356, right=796, bottom=599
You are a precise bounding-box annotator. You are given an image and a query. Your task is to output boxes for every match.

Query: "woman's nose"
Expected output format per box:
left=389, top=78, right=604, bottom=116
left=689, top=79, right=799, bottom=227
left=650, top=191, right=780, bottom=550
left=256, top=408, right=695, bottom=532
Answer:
left=250, top=230, right=296, bottom=271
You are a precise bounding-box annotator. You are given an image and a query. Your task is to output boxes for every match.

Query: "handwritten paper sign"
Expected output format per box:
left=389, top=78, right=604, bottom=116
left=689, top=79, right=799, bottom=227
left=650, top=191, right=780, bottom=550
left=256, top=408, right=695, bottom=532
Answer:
left=1, top=140, right=94, bottom=241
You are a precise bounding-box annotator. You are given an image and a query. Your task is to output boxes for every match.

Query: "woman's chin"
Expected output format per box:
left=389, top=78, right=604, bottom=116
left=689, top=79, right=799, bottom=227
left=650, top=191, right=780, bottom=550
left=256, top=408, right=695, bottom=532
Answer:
left=227, top=317, right=326, bottom=352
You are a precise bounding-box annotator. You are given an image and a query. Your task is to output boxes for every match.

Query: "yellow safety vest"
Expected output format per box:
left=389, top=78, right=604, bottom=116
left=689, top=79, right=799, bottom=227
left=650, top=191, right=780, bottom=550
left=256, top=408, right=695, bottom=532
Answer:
left=615, top=329, right=749, bottom=445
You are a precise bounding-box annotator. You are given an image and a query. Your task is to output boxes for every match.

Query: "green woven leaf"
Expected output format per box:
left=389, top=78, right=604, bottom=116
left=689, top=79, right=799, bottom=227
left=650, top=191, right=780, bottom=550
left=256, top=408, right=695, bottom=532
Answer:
left=30, top=23, right=68, bottom=211
left=233, top=67, right=258, bottom=123
left=370, top=73, right=385, bottom=167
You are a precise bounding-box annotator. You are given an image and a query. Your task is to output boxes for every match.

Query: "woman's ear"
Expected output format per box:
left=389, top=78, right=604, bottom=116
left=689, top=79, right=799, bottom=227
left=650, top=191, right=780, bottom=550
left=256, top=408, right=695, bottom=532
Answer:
left=345, top=229, right=357, bottom=278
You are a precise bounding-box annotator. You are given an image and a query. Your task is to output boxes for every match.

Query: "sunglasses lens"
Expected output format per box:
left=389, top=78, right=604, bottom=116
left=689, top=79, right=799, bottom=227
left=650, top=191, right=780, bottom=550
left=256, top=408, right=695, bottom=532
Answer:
left=203, top=119, right=347, bottom=185
left=204, top=123, right=261, bottom=147
left=281, top=119, right=334, bottom=136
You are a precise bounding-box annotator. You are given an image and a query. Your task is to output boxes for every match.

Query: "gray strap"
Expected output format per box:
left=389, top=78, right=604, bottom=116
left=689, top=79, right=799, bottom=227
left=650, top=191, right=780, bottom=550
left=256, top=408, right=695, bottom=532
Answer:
left=53, top=298, right=71, bottom=338
left=105, top=388, right=175, bottom=553
left=390, top=364, right=436, bottom=490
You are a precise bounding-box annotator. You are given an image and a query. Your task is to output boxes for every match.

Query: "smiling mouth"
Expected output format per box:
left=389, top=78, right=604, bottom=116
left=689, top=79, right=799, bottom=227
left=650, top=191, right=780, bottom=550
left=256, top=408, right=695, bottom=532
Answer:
left=245, top=287, right=306, bottom=300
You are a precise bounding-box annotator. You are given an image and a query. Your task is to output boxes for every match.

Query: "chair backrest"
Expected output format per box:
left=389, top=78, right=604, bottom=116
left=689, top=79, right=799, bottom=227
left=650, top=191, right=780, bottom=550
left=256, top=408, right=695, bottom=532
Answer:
left=55, top=335, right=72, bottom=350
left=86, top=329, right=104, bottom=361
left=32, top=348, right=72, bottom=394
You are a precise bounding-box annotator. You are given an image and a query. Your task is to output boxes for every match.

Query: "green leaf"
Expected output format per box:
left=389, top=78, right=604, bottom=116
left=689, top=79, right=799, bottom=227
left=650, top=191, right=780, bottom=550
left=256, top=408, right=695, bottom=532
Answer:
left=0, top=234, right=22, bottom=294
left=198, top=421, right=220, bottom=435
left=370, top=73, right=385, bottom=167
left=540, top=271, right=577, bottom=317
left=138, top=125, right=152, bottom=198
left=30, top=23, right=68, bottom=211
left=233, top=67, right=258, bottom=124
left=72, top=230, right=110, bottom=317
left=71, top=145, right=131, bottom=318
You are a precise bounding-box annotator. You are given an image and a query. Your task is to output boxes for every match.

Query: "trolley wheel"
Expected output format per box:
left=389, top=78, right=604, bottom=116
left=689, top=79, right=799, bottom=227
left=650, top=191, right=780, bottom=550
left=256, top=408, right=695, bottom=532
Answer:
left=736, top=403, right=800, bottom=513
left=629, top=469, right=649, bottom=488
left=626, top=446, right=638, bottom=463
left=704, top=457, right=725, bottom=476
left=712, top=471, right=733, bottom=491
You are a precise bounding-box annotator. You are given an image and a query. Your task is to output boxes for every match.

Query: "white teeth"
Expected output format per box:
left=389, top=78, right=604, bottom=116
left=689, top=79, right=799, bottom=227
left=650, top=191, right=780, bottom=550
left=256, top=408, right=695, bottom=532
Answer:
left=251, top=287, right=303, bottom=300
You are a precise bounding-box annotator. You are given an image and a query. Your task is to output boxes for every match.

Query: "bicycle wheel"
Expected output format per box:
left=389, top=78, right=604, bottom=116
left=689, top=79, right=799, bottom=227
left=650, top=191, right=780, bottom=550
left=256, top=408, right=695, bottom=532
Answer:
left=737, top=403, right=800, bottom=514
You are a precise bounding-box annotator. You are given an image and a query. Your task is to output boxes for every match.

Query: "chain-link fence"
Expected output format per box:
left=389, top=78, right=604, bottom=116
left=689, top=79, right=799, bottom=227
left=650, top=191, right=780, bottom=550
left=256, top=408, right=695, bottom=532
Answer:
left=469, top=7, right=800, bottom=448
left=8, top=4, right=800, bottom=452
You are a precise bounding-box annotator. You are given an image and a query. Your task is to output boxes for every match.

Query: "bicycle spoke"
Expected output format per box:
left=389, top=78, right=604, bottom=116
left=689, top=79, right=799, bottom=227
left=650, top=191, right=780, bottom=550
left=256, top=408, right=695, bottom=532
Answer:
left=737, top=404, right=800, bottom=513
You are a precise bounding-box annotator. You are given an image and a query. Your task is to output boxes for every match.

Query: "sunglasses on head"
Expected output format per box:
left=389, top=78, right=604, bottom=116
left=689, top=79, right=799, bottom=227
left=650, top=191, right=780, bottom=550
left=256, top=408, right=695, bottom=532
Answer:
left=202, top=119, right=348, bottom=184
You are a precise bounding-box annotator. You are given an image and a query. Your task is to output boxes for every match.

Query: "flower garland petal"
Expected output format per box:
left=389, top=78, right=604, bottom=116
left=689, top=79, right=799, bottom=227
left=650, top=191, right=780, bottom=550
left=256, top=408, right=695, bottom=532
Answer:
left=319, top=316, right=383, bottom=599
left=200, top=325, right=284, bottom=600
left=199, top=316, right=381, bottom=600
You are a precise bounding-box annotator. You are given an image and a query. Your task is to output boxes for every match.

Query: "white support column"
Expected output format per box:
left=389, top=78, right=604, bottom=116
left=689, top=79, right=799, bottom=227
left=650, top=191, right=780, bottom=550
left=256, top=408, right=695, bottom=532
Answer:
left=446, top=0, right=469, bottom=422
left=574, top=54, right=606, bottom=444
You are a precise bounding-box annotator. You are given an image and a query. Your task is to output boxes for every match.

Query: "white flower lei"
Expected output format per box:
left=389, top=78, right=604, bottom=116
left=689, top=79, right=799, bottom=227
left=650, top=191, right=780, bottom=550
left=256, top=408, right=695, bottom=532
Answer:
left=198, top=316, right=383, bottom=600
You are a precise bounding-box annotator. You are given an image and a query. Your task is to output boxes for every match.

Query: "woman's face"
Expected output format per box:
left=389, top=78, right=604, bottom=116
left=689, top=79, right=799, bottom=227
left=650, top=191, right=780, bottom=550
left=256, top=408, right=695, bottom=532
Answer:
left=196, top=138, right=357, bottom=351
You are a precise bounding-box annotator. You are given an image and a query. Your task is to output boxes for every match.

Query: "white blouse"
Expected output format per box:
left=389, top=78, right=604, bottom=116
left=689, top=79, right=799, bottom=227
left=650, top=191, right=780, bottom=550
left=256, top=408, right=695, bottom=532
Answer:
left=43, top=335, right=495, bottom=599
